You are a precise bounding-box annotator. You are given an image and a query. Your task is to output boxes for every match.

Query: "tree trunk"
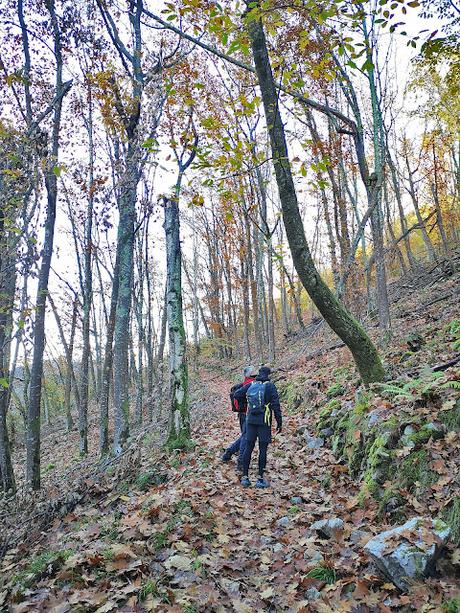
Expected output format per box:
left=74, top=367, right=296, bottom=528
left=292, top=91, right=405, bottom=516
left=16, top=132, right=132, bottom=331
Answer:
left=0, top=228, right=16, bottom=492
left=79, top=86, right=95, bottom=456
left=99, top=246, right=121, bottom=456
left=164, top=197, right=189, bottom=444
left=112, top=145, right=138, bottom=454
left=64, top=300, right=77, bottom=432
left=387, top=150, right=417, bottom=269
left=405, top=154, right=437, bottom=262
left=244, top=4, right=385, bottom=385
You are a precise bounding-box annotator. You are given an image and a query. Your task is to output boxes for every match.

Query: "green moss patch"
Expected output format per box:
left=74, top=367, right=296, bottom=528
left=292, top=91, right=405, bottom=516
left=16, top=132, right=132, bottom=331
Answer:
left=326, top=382, right=345, bottom=398
left=444, top=497, right=460, bottom=545
left=398, top=450, right=437, bottom=492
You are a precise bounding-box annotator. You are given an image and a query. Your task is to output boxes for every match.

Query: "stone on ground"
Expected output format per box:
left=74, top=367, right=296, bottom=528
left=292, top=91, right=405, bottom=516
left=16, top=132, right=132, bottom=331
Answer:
left=363, top=517, right=451, bottom=590
left=310, top=518, right=344, bottom=539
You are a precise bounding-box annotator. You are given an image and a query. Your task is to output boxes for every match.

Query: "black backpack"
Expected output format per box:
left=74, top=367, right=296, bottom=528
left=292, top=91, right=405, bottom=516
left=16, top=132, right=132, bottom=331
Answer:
left=246, top=381, right=270, bottom=424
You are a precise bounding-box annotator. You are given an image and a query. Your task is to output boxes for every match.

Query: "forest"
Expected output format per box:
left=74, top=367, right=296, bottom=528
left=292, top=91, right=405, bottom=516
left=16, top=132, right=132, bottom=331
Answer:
left=0, top=0, right=459, bottom=611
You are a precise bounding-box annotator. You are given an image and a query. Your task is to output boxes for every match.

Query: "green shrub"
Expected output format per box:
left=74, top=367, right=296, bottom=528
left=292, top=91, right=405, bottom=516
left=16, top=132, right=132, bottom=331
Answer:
left=326, top=383, right=345, bottom=398
left=12, top=550, right=73, bottom=589
left=136, top=470, right=167, bottom=491
left=444, top=596, right=460, bottom=613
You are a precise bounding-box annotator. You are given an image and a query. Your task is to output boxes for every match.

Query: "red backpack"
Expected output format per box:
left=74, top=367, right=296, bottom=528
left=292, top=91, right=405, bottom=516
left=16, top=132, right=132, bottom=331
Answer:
left=230, top=377, right=255, bottom=413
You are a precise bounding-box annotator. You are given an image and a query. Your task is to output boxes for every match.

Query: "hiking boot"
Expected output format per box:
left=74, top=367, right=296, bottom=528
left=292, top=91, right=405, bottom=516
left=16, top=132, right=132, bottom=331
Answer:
left=255, top=478, right=270, bottom=489
left=241, top=476, right=251, bottom=487
left=221, top=451, right=232, bottom=462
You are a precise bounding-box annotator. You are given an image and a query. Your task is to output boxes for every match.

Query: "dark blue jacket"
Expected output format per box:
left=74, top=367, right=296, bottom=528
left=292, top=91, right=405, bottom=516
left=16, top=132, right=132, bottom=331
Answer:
left=233, top=375, right=282, bottom=429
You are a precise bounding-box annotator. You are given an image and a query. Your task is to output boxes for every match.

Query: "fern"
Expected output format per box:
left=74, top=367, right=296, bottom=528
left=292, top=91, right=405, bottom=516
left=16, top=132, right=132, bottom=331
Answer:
left=377, top=372, right=445, bottom=400
left=306, top=564, right=336, bottom=584
left=447, top=319, right=460, bottom=350
left=441, top=380, right=460, bottom=391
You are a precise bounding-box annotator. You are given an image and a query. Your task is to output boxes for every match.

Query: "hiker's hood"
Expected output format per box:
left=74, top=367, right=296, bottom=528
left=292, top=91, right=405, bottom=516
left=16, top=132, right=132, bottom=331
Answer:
left=255, top=374, right=270, bottom=382
left=257, top=366, right=271, bottom=381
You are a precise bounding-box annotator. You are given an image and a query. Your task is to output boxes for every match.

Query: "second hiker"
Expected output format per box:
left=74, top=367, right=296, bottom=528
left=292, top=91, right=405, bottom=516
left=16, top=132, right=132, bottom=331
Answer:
left=221, top=365, right=257, bottom=471
left=233, top=366, right=282, bottom=489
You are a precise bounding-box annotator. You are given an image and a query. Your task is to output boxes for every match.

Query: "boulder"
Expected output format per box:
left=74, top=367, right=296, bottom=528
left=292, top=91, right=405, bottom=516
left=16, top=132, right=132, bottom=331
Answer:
left=363, top=517, right=450, bottom=591
left=320, top=427, right=334, bottom=438
left=310, top=518, right=344, bottom=539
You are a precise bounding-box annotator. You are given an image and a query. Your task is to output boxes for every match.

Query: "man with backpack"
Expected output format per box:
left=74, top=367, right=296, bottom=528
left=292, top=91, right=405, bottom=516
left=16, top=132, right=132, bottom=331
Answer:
left=232, top=366, right=282, bottom=489
left=221, top=366, right=256, bottom=471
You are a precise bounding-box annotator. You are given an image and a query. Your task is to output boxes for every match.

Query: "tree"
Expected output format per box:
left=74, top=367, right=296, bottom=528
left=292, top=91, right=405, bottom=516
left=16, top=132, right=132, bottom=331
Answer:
left=243, top=1, right=385, bottom=385
left=25, top=0, right=71, bottom=489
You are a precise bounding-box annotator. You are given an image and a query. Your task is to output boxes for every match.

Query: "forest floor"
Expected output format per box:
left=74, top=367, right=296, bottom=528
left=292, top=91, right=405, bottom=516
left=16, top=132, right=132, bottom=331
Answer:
left=1, top=255, right=460, bottom=612
left=1, top=374, right=394, bottom=613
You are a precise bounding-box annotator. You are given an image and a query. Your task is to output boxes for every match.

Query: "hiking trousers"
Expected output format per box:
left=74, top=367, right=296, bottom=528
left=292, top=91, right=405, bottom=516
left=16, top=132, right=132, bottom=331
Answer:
left=242, top=424, right=270, bottom=477
left=226, top=415, right=247, bottom=468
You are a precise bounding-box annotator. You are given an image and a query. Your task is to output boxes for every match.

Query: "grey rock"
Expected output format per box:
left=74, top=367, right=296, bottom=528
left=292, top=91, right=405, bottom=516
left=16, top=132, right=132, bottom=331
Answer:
left=424, top=422, right=445, bottom=440
left=304, top=549, right=324, bottom=563
left=320, top=427, right=334, bottom=438
left=363, top=517, right=450, bottom=591
left=306, top=587, right=322, bottom=601
left=296, top=424, right=309, bottom=436
left=291, top=496, right=303, bottom=504
left=277, top=516, right=291, bottom=528
left=350, top=529, right=370, bottom=545
left=273, top=542, right=283, bottom=552
left=403, top=425, right=416, bottom=436
left=310, top=518, right=344, bottom=539
left=304, top=433, right=324, bottom=449
left=261, top=536, right=273, bottom=545
left=367, top=408, right=389, bottom=429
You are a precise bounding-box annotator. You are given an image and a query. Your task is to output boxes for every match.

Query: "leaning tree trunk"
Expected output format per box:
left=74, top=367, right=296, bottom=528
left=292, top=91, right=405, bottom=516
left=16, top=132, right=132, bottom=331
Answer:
left=244, top=3, right=385, bottom=385
left=164, top=196, right=189, bottom=444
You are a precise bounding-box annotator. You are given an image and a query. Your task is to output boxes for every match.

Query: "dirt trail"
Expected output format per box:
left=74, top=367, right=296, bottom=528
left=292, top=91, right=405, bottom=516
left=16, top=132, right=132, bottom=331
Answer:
left=0, top=375, right=391, bottom=612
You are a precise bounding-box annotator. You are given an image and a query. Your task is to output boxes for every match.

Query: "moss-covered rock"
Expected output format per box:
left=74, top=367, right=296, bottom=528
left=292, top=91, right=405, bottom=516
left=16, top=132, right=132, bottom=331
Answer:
left=398, top=449, right=437, bottom=492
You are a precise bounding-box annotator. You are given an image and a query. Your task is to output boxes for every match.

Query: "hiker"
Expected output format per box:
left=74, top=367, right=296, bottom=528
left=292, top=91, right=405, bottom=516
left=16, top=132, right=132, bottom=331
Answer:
left=233, top=366, right=282, bottom=489
left=221, top=366, right=256, bottom=471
